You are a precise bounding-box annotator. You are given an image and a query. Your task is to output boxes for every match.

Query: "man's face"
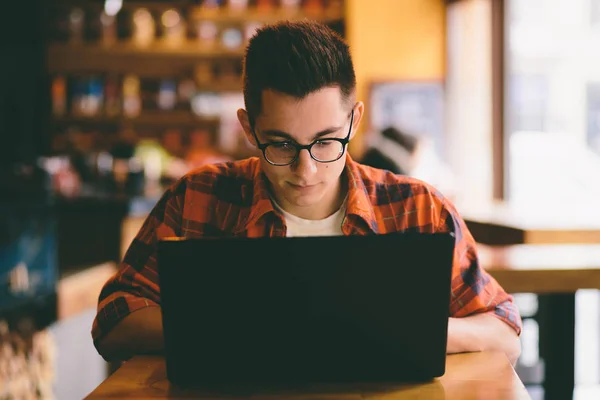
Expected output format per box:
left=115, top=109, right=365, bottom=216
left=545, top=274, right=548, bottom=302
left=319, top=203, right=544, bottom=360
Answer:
left=238, top=87, right=364, bottom=220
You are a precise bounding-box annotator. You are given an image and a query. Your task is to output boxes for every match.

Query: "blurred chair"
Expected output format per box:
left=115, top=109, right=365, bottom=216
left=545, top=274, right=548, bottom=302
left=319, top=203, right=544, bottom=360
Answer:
left=361, top=126, right=456, bottom=199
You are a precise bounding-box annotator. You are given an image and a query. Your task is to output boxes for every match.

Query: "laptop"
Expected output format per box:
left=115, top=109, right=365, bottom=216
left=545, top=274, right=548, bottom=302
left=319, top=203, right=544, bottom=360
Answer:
left=157, top=232, right=455, bottom=388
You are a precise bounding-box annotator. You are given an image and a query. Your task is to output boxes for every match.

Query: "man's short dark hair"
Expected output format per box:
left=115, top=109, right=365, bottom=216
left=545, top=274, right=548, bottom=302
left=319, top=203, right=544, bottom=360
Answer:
left=242, top=20, right=356, bottom=126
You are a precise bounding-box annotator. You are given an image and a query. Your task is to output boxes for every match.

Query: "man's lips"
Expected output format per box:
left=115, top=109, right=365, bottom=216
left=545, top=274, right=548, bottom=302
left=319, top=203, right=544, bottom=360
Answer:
left=288, top=182, right=318, bottom=190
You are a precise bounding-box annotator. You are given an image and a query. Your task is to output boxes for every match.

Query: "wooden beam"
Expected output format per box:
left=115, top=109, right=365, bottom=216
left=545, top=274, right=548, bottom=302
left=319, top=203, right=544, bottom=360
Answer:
left=491, top=0, right=506, bottom=200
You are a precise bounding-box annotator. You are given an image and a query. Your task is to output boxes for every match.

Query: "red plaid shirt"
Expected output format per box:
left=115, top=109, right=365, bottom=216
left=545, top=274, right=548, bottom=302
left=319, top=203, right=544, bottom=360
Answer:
left=92, top=155, right=522, bottom=345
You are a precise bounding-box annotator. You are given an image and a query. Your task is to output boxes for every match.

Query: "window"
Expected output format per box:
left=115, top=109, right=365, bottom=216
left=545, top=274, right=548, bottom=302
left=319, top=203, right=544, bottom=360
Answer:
left=588, top=83, right=600, bottom=155
left=505, top=0, right=600, bottom=209
left=591, top=0, right=600, bottom=27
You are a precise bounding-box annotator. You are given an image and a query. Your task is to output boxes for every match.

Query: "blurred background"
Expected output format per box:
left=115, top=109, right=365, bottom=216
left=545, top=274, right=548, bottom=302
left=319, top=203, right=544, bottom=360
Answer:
left=1, top=0, right=600, bottom=399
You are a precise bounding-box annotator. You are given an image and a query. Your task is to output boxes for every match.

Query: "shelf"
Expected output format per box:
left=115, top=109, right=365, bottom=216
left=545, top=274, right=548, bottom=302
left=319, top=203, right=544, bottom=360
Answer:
left=50, top=1, right=344, bottom=24
left=197, top=80, right=243, bottom=92
left=190, top=6, right=344, bottom=25
left=48, top=42, right=244, bottom=75
left=51, top=1, right=192, bottom=11
left=51, top=112, right=220, bottom=128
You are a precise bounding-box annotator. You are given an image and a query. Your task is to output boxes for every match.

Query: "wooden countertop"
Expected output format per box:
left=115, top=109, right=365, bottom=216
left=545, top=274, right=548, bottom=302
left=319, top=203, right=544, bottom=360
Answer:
left=85, top=351, right=530, bottom=399
left=479, top=243, right=600, bottom=293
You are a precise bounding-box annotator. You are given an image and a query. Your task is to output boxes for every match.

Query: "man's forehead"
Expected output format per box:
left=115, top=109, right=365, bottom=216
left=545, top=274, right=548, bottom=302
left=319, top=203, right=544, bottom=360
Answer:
left=259, top=88, right=347, bottom=122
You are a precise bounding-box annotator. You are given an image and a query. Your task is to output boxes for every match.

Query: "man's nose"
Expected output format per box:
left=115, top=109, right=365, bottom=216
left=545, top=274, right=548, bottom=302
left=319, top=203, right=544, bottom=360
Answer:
left=292, top=148, right=317, bottom=178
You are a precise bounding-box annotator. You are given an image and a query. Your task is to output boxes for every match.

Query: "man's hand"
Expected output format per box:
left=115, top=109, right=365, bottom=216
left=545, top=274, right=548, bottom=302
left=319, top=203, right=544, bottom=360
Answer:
left=447, top=313, right=521, bottom=366
left=95, top=306, right=164, bottom=362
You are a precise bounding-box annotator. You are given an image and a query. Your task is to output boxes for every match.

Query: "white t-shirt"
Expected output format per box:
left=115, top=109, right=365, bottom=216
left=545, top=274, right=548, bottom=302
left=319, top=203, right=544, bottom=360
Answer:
left=271, top=198, right=346, bottom=237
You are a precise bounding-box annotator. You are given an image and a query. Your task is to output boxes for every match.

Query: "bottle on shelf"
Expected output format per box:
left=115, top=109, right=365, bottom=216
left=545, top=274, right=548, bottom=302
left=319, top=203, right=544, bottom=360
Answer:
left=256, top=0, right=276, bottom=13
left=68, top=8, right=85, bottom=44
left=201, top=0, right=224, bottom=12
left=304, top=0, right=325, bottom=16
left=122, top=74, right=142, bottom=118
left=51, top=76, right=67, bottom=117
left=281, top=0, right=302, bottom=13
left=160, top=9, right=186, bottom=47
left=70, top=77, right=85, bottom=116
left=221, top=26, right=243, bottom=50
left=191, top=92, right=221, bottom=118
left=157, top=79, right=178, bottom=111
left=227, top=0, right=249, bottom=12
left=195, top=21, right=219, bottom=48
left=80, top=77, right=104, bottom=117
left=100, top=11, right=118, bottom=46
left=177, top=79, right=197, bottom=111
left=104, top=74, right=121, bottom=117
left=131, top=8, right=156, bottom=47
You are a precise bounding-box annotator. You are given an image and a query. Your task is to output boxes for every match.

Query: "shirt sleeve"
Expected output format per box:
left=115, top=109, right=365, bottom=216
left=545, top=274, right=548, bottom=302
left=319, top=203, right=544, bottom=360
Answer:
left=91, top=180, right=185, bottom=347
left=437, top=197, right=523, bottom=335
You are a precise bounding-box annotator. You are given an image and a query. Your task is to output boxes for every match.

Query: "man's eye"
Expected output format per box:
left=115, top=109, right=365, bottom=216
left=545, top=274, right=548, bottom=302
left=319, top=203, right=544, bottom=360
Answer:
left=315, top=140, right=333, bottom=147
left=270, top=142, right=294, bottom=150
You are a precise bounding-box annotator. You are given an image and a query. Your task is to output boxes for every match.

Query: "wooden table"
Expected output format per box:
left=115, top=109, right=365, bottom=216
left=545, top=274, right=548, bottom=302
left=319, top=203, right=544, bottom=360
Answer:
left=85, top=351, right=530, bottom=399
left=460, top=203, right=600, bottom=245
left=478, top=243, right=600, bottom=400
left=466, top=218, right=600, bottom=245
left=478, top=244, right=600, bottom=294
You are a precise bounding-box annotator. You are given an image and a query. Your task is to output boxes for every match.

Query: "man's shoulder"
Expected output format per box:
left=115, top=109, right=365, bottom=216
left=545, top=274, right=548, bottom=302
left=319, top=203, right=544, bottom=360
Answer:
left=180, top=157, right=257, bottom=189
left=184, top=157, right=258, bottom=182
left=353, top=161, right=445, bottom=200
left=166, top=157, right=259, bottom=201
left=352, top=161, right=457, bottom=233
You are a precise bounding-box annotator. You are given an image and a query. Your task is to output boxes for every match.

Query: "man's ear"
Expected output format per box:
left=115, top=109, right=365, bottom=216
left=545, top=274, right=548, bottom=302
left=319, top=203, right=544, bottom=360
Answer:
left=237, top=109, right=257, bottom=147
left=349, top=101, right=365, bottom=141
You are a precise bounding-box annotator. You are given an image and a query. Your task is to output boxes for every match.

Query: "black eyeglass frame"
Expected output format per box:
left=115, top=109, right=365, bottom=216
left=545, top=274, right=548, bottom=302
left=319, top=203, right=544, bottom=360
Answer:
left=251, top=109, right=355, bottom=166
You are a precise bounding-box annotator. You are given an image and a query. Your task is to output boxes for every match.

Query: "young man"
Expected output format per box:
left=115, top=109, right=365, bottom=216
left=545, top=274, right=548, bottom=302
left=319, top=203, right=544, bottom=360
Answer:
left=92, top=21, right=522, bottom=364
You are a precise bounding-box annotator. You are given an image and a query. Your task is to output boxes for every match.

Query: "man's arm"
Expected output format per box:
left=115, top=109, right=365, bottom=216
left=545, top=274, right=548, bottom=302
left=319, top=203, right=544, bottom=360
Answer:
left=447, top=313, right=521, bottom=365
left=92, top=182, right=184, bottom=362
left=435, top=196, right=523, bottom=364
left=95, top=306, right=164, bottom=361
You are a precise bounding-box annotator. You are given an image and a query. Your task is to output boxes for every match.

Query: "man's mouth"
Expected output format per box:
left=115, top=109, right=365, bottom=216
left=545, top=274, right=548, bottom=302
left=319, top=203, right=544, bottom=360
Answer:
left=288, top=182, right=317, bottom=190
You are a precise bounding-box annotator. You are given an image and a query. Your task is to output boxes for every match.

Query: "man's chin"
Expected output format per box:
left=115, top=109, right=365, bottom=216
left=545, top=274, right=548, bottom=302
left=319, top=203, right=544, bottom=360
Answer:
left=284, top=192, right=322, bottom=208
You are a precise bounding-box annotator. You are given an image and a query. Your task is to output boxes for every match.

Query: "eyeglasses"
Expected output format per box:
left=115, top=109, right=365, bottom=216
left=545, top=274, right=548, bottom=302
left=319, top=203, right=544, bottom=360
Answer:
left=252, top=109, right=355, bottom=166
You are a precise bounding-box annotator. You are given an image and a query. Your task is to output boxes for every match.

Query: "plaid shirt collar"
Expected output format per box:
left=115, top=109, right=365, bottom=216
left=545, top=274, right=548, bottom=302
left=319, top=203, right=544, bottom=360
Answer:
left=234, top=154, right=379, bottom=235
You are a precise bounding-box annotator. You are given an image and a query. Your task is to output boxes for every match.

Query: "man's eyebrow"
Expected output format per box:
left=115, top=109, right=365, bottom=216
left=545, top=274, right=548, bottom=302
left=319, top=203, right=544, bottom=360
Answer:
left=262, top=126, right=344, bottom=142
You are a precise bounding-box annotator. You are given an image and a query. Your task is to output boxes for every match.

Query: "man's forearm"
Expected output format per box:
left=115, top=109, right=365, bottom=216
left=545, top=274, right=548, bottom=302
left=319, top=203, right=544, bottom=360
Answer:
left=447, top=313, right=521, bottom=365
left=96, top=306, right=164, bottom=362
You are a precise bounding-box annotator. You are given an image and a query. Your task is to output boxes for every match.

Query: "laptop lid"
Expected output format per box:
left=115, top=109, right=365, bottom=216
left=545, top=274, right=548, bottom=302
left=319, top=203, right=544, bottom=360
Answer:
left=158, top=232, right=454, bottom=387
